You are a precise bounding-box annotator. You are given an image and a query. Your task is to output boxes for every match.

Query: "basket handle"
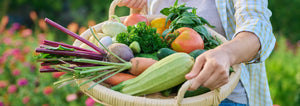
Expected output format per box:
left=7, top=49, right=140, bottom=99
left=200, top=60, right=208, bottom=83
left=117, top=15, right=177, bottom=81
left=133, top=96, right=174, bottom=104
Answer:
left=175, top=79, right=221, bottom=106
left=109, top=0, right=147, bottom=20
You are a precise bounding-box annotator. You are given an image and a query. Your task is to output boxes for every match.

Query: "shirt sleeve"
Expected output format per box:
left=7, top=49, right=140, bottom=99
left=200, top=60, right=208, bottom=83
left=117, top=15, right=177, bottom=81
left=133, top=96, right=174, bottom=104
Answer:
left=232, top=0, right=276, bottom=63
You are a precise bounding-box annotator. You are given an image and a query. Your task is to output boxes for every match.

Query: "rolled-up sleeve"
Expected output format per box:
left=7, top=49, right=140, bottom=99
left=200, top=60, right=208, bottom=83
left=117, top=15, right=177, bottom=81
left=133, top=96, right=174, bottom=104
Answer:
left=232, top=0, right=276, bottom=63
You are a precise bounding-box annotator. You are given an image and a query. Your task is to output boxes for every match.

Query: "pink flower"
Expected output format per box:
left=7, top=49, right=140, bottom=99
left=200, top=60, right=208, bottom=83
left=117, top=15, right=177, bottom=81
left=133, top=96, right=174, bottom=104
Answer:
left=52, top=72, right=66, bottom=79
left=38, top=33, right=46, bottom=44
left=21, top=29, right=32, bottom=37
left=23, top=46, right=31, bottom=54
left=1, top=16, right=9, bottom=27
left=17, top=78, right=28, bottom=86
left=14, top=40, right=22, bottom=47
left=66, top=93, right=77, bottom=102
left=67, top=22, right=79, bottom=33
left=29, top=11, right=38, bottom=21
left=85, top=97, right=95, bottom=106
left=43, top=86, right=53, bottom=95
left=0, top=16, right=9, bottom=33
left=0, top=101, right=4, bottom=106
left=11, top=49, right=24, bottom=62
left=42, top=104, right=49, bottom=106
left=0, top=49, right=12, bottom=64
left=38, top=19, right=48, bottom=31
left=0, top=80, right=8, bottom=88
left=22, top=96, right=30, bottom=104
left=7, top=23, right=21, bottom=34
left=30, top=64, right=36, bottom=72
left=78, top=26, right=87, bottom=35
left=11, top=23, right=21, bottom=30
left=23, top=62, right=31, bottom=67
left=8, top=85, right=17, bottom=93
left=3, top=37, right=12, bottom=45
left=12, top=69, right=21, bottom=76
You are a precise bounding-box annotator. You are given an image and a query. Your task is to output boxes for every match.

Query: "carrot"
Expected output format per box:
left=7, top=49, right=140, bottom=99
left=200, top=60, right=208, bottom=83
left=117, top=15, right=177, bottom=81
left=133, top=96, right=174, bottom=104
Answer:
left=129, top=57, right=157, bottom=76
left=104, top=73, right=136, bottom=86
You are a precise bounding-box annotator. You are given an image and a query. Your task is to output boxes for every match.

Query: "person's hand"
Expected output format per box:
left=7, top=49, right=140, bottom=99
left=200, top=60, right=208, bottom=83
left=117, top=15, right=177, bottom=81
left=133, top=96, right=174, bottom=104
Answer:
left=118, top=0, right=147, bottom=9
left=185, top=47, right=231, bottom=90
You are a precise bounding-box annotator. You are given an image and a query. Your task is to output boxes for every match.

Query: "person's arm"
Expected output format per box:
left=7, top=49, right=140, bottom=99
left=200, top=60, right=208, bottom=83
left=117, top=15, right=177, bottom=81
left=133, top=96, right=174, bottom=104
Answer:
left=185, top=0, right=276, bottom=90
left=185, top=31, right=260, bottom=90
left=220, top=31, right=260, bottom=65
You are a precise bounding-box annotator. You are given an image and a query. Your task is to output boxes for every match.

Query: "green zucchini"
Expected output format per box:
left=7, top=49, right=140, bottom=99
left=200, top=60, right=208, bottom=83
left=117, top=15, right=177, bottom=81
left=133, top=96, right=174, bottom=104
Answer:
left=111, top=53, right=194, bottom=96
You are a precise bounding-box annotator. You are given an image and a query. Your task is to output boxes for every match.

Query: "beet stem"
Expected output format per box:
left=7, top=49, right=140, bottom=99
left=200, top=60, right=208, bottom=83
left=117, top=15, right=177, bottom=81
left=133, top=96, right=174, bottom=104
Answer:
left=44, top=18, right=106, bottom=54
left=43, top=40, right=97, bottom=53
left=35, top=48, right=103, bottom=60
left=40, top=68, right=60, bottom=73
left=41, top=62, right=97, bottom=66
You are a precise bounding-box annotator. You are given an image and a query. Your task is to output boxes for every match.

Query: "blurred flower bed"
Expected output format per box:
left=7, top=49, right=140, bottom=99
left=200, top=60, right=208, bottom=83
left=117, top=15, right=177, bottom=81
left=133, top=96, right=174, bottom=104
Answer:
left=0, top=12, right=101, bottom=106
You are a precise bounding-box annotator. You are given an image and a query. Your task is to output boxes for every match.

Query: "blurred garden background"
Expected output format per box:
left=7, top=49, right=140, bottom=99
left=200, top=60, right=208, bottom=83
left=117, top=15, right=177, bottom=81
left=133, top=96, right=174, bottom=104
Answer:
left=0, top=0, right=299, bottom=106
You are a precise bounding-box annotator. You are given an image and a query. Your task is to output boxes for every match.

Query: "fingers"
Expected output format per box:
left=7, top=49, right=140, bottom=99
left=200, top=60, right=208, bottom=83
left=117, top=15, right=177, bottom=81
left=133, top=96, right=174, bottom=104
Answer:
left=118, top=0, right=146, bottom=9
left=137, top=0, right=146, bottom=9
left=208, top=78, right=229, bottom=90
left=186, top=48, right=231, bottom=91
left=127, top=0, right=137, bottom=8
left=185, top=56, right=205, bottom=80
left=202, top=68, right=229, bottom=90
left=188, top=60, right=215, bottom=90
left=118, top=0, right=129, bottom=6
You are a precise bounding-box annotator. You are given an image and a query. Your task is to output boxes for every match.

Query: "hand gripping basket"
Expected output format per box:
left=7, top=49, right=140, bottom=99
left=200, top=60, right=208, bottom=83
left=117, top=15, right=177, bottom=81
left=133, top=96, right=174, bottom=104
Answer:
left=72, top=0, right=242, bottom=105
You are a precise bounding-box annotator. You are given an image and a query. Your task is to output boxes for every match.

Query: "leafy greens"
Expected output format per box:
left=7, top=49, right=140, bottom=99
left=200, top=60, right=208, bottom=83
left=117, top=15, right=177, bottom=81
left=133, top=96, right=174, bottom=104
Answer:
left=116, top=22, right=168, bottom=53
left=160, top=0, right=222, bottom=49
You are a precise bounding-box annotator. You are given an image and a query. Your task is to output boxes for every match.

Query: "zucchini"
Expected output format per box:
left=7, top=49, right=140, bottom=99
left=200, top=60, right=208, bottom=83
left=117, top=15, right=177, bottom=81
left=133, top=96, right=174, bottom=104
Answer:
left=111, top=53, right=194, bottom=96
left=156, top=48, right=177, bottom=60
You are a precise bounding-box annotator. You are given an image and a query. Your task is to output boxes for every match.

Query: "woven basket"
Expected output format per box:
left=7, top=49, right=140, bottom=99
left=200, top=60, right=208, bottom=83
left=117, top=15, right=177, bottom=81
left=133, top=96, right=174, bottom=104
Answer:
left=72, top=0, right=242, bottom=105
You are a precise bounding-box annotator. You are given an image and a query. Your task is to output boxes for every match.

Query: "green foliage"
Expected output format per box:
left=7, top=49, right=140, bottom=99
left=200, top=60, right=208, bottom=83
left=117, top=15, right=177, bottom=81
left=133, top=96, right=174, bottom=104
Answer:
left=116, top=22, right=168, bottom=53
left=4, top=0, right=129, bottom=26
left=269, top=0, right=300, bottom=43
left=266, top=36, right=300, bottom=105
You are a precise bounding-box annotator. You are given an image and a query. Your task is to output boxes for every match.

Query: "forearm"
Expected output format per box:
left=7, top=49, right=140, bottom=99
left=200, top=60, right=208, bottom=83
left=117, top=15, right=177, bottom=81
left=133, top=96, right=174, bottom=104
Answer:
left=216, top=31, right=260, bottom=65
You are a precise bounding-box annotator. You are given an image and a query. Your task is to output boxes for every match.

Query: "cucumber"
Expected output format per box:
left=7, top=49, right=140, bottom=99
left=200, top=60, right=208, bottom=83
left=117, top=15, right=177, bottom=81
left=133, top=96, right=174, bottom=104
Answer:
left=184, top=86, right=211, bottom=97
left=189, top=49, right=206, bottom=59
left=135, top=53, right=158, bottom=60
left=161, top=88, right=172, bottom=97
left=157, top=48, right=176, bottom=60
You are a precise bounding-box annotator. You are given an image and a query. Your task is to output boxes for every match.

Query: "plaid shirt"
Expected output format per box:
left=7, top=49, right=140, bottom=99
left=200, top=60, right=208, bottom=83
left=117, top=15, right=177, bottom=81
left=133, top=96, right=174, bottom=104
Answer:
left=148, top=0, right=276, bottom=105
left=215, top=0, right=275, bottom=105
